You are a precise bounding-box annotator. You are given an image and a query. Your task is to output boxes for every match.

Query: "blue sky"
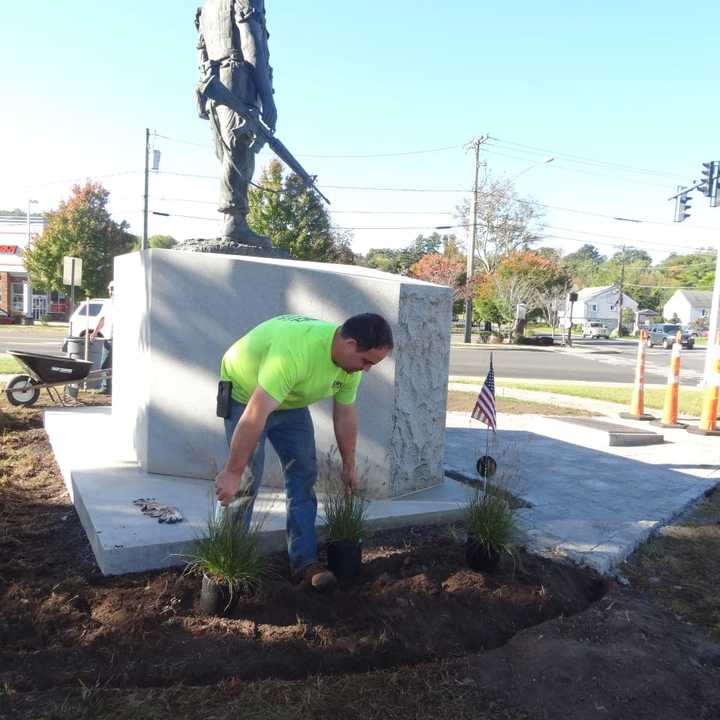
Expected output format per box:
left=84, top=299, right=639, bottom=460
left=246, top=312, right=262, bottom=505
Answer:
left=1, top=0, right=719, bottom=261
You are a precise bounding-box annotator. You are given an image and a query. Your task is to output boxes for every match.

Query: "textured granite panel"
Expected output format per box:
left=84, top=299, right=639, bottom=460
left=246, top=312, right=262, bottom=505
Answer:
left=390, top=284, right=452, bottom=495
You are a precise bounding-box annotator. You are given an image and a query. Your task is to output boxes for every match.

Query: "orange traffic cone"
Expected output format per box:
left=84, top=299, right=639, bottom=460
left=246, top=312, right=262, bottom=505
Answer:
left=652, top=331, right=686, bottom=428
left=620, top=330, right=654, bottom=421
left=688, top=334, right=720, bottom=436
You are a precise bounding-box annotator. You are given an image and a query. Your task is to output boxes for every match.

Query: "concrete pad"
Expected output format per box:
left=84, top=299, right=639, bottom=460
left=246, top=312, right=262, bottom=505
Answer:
left=45, top=403, right=720, bottom=578
left=45, top=407, right=469, bottom=576
left=444, top=411, right=719, bottom=574
left=549, top=416, right=665, bottom=447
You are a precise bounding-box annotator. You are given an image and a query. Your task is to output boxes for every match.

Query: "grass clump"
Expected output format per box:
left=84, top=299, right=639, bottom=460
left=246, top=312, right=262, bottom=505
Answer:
left=184, top=505, right=268, bottom=599
left=322, top=491, right=369, bottom=544
left=319, top=447, right=369, bottom=544
left=465, top=487, right=516, bottom=556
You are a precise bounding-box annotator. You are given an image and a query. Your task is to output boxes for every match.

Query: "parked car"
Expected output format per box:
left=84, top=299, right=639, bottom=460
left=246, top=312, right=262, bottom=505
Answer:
left=69, top=298, right=110, bottom=338
left=582, top=321, right=609, bottom=339
left=646, top=323, right=694, bottom=349
left=0, top=308, right=14, bottom=325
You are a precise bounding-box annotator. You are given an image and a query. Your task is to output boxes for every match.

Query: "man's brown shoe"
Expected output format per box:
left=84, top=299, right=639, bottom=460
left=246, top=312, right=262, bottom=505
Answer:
left=299, top=562, right=337, bottom=591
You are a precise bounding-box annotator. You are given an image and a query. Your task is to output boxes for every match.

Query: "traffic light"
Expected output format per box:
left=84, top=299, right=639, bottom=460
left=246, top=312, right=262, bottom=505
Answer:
left=699, top=161, right=715, bottom=197
left=675, top=191, right=692, bottom=222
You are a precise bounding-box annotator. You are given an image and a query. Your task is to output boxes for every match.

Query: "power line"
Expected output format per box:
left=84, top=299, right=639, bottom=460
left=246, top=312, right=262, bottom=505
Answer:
left=153, top=132, right=463, bottom=158
left=481, top=146, right=671, bottom=189
left=487, top=136, right=686, bottom=181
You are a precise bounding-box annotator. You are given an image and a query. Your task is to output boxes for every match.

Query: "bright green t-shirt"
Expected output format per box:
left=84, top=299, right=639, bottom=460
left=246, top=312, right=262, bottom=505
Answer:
left=220, top=315, right=362, bottom=409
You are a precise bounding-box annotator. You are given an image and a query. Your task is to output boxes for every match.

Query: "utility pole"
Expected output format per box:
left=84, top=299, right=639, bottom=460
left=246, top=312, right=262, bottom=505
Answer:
left=464, top=136, right=487, bottom=344
left=142, top=128, right=150, bottom=251
left=616, top=245, right=626, bottom=335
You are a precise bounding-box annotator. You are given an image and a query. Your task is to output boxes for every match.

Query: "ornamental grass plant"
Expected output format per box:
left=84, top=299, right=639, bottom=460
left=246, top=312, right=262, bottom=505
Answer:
left=318, top=447, right=369, bottom=544
left=184, top=502, right=268, bottom=601
left=322, top=490, right=369, bottom=544
left=465, top=488, right=515, bottom=556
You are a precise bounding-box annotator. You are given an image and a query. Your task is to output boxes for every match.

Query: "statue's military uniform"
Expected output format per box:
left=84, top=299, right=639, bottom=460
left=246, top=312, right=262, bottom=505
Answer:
left=196, top=0, right=273, bottom=246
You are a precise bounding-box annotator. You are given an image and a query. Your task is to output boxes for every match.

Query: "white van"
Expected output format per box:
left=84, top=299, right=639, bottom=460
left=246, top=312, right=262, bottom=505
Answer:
left=582, top=321, right=609, bottom=339
left=69, top=298, right=111, bottom=338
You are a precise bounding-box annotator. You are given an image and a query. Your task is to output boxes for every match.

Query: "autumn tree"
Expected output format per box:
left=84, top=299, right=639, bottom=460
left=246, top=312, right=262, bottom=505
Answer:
left=456, top=176, right=545, bottom=274
left=473, top=250, right=569, bottom=334
left=248, top=160, right=352, bottom=262
left=409, top=253, right=466, bottom=301
left=23, top=182, right=134, bottom=297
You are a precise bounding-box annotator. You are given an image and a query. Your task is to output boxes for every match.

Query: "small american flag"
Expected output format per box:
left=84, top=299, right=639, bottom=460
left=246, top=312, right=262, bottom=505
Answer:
left=471, top=356, right=496, bottom=431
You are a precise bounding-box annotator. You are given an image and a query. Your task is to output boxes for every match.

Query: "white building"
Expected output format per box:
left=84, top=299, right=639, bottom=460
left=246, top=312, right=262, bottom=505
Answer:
left=662, top=289, right=712, bottom=325
left=0, top=214, right=64, bottom=320
left=558, top=285, right=639, bottom=331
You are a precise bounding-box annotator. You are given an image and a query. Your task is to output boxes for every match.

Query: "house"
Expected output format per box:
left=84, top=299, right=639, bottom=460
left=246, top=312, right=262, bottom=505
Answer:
left=634, top=308, right=662, bottom=333
left=662, top=289, right=712, bottom=326
left=558, top=286, right=639, bottom=331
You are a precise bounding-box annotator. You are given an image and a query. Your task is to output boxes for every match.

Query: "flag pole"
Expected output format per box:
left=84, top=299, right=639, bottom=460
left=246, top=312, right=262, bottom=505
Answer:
left=483, top=352, right=493, bottom=494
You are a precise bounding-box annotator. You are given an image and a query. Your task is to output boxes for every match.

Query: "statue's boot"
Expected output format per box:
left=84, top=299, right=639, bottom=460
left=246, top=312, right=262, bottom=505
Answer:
left=222, top=213, right=273, bottom=250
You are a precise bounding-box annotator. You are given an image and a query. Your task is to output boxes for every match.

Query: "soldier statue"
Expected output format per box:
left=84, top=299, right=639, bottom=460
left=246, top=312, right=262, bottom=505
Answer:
left=195, top=0, right=277, bottom=249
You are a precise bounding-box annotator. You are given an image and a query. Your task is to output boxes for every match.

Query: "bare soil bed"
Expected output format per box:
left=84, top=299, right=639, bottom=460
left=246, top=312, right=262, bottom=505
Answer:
left=1, top=394, right=720, bottom=719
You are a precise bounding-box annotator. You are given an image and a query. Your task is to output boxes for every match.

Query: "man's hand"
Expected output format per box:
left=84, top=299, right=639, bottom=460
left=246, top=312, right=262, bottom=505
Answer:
left=214, top=468, right=243, bottom=505
left=341, top=465, right=358, bottom=495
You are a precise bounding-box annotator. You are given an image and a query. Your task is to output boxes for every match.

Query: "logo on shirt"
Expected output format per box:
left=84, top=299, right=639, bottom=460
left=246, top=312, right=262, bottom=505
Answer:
left=332, top=380, right=344, bottom=391
left=282, top=315, right=313, bottom=323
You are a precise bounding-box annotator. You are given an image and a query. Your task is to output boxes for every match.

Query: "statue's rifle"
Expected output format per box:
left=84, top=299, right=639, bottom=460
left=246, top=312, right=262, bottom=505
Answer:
left=197, top=75, right=330, bottom=205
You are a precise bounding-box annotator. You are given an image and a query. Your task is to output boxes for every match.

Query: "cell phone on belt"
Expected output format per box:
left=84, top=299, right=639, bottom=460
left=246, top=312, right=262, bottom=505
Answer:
left=216, top=380, right=232, bottom=419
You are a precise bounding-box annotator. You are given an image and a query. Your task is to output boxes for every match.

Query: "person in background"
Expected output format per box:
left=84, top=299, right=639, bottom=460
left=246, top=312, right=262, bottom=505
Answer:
left=89, top=281, right=114, bottom=394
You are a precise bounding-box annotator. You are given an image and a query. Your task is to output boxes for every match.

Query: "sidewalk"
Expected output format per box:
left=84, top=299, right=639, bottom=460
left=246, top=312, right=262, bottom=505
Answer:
left=445, top=410, right=718, bottom=574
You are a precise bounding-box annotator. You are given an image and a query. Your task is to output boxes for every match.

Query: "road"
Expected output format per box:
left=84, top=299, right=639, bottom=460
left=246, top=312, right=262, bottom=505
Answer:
left=451, top=338, right=707, bottom=386
left=0, top=328, right=708, bottom=386
left=0, top=327, right=68, bottom=356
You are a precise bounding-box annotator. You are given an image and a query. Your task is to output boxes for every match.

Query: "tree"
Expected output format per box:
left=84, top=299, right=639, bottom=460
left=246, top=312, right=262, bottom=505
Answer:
left=561, top=244, right=606, bottom=287
left=248, top=160, right=353, bottom=262
left=23, top=182, right=134, bottom=297
left=456, top=176, right=545, bottom=273
left=657, top=250, right=715, bottom=288
left=408, top=253, right=466, bottom=301
left=362, top=248, right=402, bottom=273
left=472, top=250, right=569, bottom=335
left=131, top=234, right=177, bottom=251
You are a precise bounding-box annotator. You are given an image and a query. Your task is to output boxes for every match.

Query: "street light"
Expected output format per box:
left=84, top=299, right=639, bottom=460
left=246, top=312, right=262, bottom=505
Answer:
left=25, top=200, right=39, bottom=321
left=509, top=156, right=554, bottom=183
left=27, top=199, right=38, bottom=245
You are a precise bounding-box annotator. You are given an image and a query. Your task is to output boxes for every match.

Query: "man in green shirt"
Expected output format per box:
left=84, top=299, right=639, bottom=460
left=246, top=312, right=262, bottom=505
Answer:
left=215, top=313, right=393, bottom=589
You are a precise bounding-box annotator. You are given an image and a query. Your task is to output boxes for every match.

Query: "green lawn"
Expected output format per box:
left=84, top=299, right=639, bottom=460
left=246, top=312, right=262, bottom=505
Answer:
left=497, top=381, right=705, bottom=417
left=0, top=355, right=21, bottom=374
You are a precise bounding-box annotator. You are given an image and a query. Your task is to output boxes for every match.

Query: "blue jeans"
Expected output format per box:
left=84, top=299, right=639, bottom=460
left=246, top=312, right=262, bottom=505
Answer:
left=224, top=398, right=318, bottom=574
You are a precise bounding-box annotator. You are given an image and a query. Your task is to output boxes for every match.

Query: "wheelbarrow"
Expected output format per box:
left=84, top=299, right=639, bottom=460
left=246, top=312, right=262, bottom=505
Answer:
left=4, top=350, right=112, bottom=407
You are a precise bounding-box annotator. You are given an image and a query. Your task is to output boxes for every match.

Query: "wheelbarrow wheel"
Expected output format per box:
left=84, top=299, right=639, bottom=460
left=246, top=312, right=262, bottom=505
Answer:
left=6, top=374, right=41, bottom=407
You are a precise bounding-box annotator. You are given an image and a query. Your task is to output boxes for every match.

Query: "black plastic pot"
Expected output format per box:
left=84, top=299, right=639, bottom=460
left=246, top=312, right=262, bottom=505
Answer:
left=327, top=540, right=363, bottom=579
left=199, top=573, right=238, bottom=616
left=465, top=538, right=501, bottom=573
